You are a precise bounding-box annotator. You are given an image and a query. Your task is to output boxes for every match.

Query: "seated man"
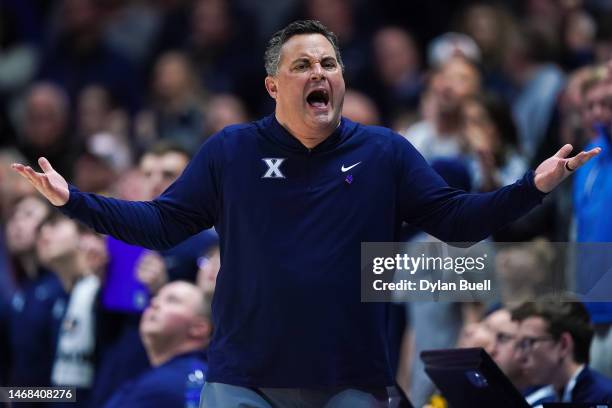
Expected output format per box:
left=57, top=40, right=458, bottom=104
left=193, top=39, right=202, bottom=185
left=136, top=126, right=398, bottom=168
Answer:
left=103, top=281, right=211, bottom=408
left=512, top=296, right=612, bottom=404
left=485, top=307, right=555, bottom=405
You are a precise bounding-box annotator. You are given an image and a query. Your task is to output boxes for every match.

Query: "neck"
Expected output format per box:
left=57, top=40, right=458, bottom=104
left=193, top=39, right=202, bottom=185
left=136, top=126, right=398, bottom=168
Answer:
left=274, top=113, right=340, bottom=149
left=17, top=253, right=39, bottom=280
left=144, top=338, right=206, bottom=367
left=553, top=359, right=583, bottom=397
left=434, top=109, right=461, bottom=135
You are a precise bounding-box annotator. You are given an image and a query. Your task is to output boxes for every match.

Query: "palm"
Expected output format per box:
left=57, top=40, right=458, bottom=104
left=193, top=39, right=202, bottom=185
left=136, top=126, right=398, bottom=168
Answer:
left=11, top=157, right=69, bottom=206
left=534, top=144, right=601, bottom=193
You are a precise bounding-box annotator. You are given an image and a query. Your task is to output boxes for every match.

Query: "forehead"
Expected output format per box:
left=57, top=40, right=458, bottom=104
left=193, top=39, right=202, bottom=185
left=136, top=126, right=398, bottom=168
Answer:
left=279, top=33, right=336, bottom=63
left=519, top=316, right=548, bottom=335
left=485, top=310, right=515, bottom=331
left=160, top=282, right=196, bottom=302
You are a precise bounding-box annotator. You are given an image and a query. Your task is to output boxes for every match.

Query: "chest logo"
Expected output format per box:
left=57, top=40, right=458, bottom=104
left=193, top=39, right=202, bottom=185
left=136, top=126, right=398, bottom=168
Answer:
left=262, top=158, right=286, bottom=179
left=341, top=162, right=361, bottom=172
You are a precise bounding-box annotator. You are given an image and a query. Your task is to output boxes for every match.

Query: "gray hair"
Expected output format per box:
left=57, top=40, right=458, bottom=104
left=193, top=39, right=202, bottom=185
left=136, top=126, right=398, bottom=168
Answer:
left=264, top=20, right=345, bottom=76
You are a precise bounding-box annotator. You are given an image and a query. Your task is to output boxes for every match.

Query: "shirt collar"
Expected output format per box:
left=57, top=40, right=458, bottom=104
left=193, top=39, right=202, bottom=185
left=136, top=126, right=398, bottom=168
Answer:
left=264, top=114, right=350, bottom=154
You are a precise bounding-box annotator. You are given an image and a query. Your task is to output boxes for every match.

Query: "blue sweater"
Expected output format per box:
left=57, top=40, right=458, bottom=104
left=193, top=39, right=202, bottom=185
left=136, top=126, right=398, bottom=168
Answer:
left=60, top=115, right=546, bottom=387
left=102, top=351, right=207, bottom=408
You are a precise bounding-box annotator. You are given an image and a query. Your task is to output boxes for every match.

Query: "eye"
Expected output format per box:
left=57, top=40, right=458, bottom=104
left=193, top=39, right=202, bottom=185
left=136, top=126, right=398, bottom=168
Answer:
left=323, top=60, right=337, bottom=69
left=293, top=63, right=307, bottom=71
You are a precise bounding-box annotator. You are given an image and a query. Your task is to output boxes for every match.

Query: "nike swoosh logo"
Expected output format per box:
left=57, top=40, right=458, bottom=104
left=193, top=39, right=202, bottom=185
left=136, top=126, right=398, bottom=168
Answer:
left=341, top=162, right=361, bottom=172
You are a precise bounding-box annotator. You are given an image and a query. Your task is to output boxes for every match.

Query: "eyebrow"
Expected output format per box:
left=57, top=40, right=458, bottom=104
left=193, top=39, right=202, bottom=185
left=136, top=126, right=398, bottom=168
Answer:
left=290, top=55, right=337, bottom=64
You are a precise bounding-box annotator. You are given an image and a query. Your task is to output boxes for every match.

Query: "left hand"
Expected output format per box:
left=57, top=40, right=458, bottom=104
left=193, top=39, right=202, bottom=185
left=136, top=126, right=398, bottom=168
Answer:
left=534, top=144, right=601, bottom=193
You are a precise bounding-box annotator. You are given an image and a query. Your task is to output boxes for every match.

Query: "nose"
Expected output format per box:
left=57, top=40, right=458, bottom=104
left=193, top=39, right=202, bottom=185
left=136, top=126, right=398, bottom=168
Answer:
left=310, top=63, right=325, bottom=80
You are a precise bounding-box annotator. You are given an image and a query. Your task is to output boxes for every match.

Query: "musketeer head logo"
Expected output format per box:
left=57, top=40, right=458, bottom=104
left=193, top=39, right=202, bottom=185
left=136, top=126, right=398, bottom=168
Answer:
left=262, top=158, right=286, bottom=179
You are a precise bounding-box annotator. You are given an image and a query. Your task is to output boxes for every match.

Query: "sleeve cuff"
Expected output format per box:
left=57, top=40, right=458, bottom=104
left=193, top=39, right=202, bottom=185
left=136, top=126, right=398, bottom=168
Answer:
left=523, top=170, right=548, bottom=202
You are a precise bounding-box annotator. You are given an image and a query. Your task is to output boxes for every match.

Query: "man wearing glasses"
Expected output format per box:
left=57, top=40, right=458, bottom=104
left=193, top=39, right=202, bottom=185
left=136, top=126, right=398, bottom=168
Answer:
left=512, top=297, right=612, bottom=404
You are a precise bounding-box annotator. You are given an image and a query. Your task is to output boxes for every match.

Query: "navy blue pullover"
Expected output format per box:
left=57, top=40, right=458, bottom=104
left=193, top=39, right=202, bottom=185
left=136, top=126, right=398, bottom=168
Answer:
left=60, top=115, right=546, bottom=388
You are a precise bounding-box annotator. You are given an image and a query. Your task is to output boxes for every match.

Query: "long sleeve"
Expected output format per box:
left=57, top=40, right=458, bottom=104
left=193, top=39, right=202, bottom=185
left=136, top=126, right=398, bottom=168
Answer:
left=395, top=134, right=547, bottom=243
left=59, top=135, right=223, bottom=250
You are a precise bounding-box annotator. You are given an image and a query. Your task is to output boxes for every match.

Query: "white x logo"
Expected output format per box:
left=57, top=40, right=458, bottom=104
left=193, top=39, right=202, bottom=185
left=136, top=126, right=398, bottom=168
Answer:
left=262, top=158, right=286, bottom=179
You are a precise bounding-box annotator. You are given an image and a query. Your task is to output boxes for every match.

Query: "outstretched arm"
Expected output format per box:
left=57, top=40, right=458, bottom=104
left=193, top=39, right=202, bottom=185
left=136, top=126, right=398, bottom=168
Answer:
left=397, top=137, right=600, bottom=243
left=12, top=138, right=221, bottom=250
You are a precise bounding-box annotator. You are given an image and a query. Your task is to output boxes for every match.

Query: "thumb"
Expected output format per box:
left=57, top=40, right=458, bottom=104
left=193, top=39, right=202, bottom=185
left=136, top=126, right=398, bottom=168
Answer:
left=554, top=144, right=573, bottom=159
left=38, top=157, right=54, bottom=173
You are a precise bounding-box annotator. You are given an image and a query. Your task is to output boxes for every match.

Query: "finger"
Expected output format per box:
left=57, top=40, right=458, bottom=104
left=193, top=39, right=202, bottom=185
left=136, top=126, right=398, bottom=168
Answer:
left=568, top=147, right=602, bottom=170
left=23, top=166, right=44, bottom=186
left=38, top=157, right=54, bottom=173
left=554, top=144, right=573, bottom=158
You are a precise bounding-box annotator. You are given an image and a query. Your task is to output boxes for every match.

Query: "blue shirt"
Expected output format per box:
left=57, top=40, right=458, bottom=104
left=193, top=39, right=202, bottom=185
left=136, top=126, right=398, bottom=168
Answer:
left=573, top=133, right=612, bottom=323
left=102, top=351, right=207, bottom=408
left=8, top=269, right=67, bottom=386
left=59, top=115, right=546, bottom=387
left=571, top=366, right=612, bottom=403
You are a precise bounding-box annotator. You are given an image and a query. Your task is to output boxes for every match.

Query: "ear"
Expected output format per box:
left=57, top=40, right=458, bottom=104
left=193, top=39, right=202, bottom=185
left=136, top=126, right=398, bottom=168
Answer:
left=265, top=76, right=278, bottom=99
left=558, top=332, right=573, bottom=358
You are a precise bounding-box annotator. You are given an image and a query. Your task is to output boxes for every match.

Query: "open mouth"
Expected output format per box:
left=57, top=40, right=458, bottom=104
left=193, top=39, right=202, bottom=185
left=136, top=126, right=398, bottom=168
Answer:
left=306, top=89, right=330, bottom=109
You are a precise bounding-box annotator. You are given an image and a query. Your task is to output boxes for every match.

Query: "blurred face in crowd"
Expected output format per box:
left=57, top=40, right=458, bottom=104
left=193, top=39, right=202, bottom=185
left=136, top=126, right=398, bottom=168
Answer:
left=457, top=322, right=494, bottom=354
left=342, top=90, right=380, bottom=126
left=36, top=217, right=80, bottom=266
left=153, top=53, right=194, bottom=102
left=205, top=94, right=248, bottom=134
left=462, top=100, right=500, bottom=153
left=265, top=33, right=345, bottom=146
left=140, top=281, right=210, bottom=346
left=583, top=81, right=612, bottom=129
left=191, top=0, right=231, bottom=49
left=485, top=310, right=523, bottom=381
left=373, top=27, right=419, bottom=86
left=516, top=316, right=563, bottom=385
left=140, top=151, right=189, bottom=199
left=22, top=84, right=68, bottom=149
left=430, top=57, right=481, bottom=115
left=5, top=196, right=50, bottom=255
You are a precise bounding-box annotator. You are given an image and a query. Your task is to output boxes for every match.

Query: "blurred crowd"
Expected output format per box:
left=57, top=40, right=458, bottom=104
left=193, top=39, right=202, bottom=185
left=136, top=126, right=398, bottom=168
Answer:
left=2, top=0, right=612, bottom=406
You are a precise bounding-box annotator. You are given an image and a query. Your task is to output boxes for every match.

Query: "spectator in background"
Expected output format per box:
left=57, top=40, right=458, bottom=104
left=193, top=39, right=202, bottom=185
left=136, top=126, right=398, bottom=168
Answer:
left=503, top=25, right=566, bottom=166
left=38, top=0, right=142, bottom=115
left=461, top=92, right=527, bottom=192
left=203, top=93, right=249, bottom=137
left=15, top=82, right=79, bottom=181
left=494, top=239, right=557, bottom=308
left=0, top=148, right=35, bottom=223
left=0, top=2, right=40, bottom=148
left=513, top=297, right=612, bottom=403
left=2, top=195, right=67, bottom=388
left=562, top=9, right=597, bottom=70
left=367, top=26, right=423, bottom=126
left=484, top=308, right=529, bottom=391
left=136, top=142, right=219, bottom=288
left=89, top=141, right=216, bottom=406
left=135, top=52, right=206, bottom=154
left=102, top=281, right=210, bottom=408
left=341, top=89, right=381, bottom=126
left=187, top=0, right=261, bottom=113
left=573, top=64, right=612, bottom=378
left=36, top=211, right=100, bottom=406
left=403, top=55, right=482, bottom=164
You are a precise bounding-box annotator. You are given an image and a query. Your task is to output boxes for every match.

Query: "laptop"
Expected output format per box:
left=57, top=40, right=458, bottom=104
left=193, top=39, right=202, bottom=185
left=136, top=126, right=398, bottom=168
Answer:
left=420, top=347, right=531, bottom=408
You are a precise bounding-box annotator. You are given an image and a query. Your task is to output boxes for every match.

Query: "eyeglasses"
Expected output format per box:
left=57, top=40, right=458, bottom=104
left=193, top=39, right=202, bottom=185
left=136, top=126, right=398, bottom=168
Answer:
left=515, top=336, right=556, bottom=352
left=495, top=331, right=516, bottom=345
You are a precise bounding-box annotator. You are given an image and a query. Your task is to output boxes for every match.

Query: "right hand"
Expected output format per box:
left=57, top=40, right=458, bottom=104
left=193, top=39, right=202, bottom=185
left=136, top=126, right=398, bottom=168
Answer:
left=11, top=157, right=69, bottom=206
